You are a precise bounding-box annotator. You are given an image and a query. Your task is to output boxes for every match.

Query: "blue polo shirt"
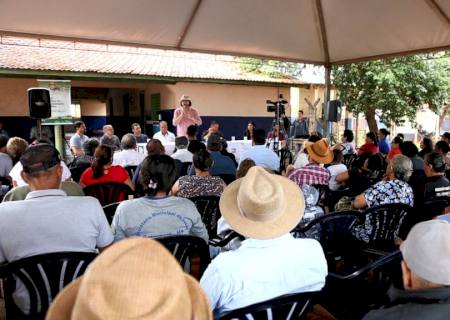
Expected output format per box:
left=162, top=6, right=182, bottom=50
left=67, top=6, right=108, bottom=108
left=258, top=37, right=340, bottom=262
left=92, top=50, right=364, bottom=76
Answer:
left=378, top=138, right=391, bottom=155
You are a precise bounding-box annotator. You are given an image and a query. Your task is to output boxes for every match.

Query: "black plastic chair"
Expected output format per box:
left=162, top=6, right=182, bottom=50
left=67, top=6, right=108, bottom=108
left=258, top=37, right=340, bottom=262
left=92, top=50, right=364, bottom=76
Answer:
left=311, top=184, right=330, bottom=210
left=124, top=165, right=137, bottom=179
left=423, top=196, right=450, bottom=218
left=69, top=163, right=90, bottom=183
left=0, top=251, right=97, bottom=320
left=155, top=235, right=211, bottom=278
left=188, top=196, right=221, bottom=238
left=83, top=182, right=132, bottom=206
left=343, top=153, right=358, bottom=169
left=217, top=291, right=318, bottom=320
left=292, top=210, right=361, bottom=255
left=102, top=202, right=121, bottom=224
left=355, top=203, right=413, bottom=251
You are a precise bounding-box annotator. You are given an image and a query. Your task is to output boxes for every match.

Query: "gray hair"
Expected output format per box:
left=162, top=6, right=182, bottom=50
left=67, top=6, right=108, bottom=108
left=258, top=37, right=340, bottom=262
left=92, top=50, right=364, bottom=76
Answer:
left=160, top=121, right=168, bottom=127
left=121, top=133, right=137, bottom=150
left=391, top=155, right=413, bottom=181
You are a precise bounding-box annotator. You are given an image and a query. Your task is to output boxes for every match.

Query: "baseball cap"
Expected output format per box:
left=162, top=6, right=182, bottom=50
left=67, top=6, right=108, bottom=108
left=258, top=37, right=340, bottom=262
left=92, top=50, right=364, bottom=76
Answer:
left=20, top=144, right=61, bottom=174
left=400, top=220, right=450, bottom=285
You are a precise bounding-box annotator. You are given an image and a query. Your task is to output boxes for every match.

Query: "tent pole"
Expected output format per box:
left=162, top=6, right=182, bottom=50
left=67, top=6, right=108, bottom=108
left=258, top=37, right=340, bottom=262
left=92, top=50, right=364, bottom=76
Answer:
left=324, top=64, right=332, bottom=141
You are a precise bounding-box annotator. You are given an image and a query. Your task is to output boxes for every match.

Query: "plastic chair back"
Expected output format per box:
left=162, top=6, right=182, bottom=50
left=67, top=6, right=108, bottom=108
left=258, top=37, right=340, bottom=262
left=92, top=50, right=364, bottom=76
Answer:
left=102, top=202, right=121, bottom=224
left=69, top=163, right=90, bottom=183
left=124, top=165, right=137, bottom=179
left=83, top=182, right=132, bottom=206
left=188, top=196, right=221, bottom=238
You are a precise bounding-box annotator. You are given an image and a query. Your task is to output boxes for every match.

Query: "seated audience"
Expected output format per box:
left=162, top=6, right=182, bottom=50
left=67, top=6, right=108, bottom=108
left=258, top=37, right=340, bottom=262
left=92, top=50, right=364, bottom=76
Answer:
left=172, top=149, right=226, bottom=198
left=153, top=121, right=176, bottom=143
left=378, top=128, right=391, bottom=155
left=239, top=128, right=280, bottom=172
left=0, top=144, right=113, bottom=314
left=79, top=145, right=134, bottom=190
left=267, top=123, right=286, bottom=147
left=46, top=238, right=212, bottom=320
left=111, top=154, right=208, bottom=241
left=220, top=139, right=238, bottom=167
left=30, top=125, right=53, bottom=143
left=435, top=140, right=450, bottom=157
left=6, top=136, right=28, bottom=164
left=387, top=136, right=403, bottom=160
left=131, top=122, right=149, bottom=143
left=200, top=166, right=327, bottom=315
left=327, top=149, right=347, bottom=191
left=354, top=155, right=413, bottom=209
left=0, top=135, right=13, bottom=180
left=358, top=132, right=379, bottom=156
left=131, top=139, right=166, bottom=188
left=9, top=145, right=72, bottom=187
left=363, top=220, right=450, bottom=320
left=332, top=129, right=356, bottom=155
left=336, top=153, right=386, bottom=197
left=71, top=138, right=99, bottom=166
left=189, top=134, right=236, bottom=176
left=418, top=137, right=433, bottom=159
left=236, top=158, right=256, bottom=179
left=400, top=141, right=424, bottom=171
left=202, top=120, right=224, bottom=141
left=99, top=124, right=121, bottom=151
left=171, top=136, right=194, bottom=163
left=112, top=133, right=145, bottom=167
left=187, top=124, right=199, bottom=141
left=424, top=152, right=450, bottom=198
left=3, top=181, right=84, bottom=201
left=69, top=121, right=88, bottom=157
left=288, top=139, right=332, bottom=187
left=244, top=121, right=255, bottom=140
left=441, top=132, right=450, bottom=144
left=293, top=135, right=321, bottom=169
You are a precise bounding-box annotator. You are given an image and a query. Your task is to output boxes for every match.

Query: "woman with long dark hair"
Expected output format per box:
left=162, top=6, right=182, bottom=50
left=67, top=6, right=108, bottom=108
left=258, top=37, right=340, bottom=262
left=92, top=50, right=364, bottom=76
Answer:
left=111, top=154, right=208, bottom=241
left=79, top=145, right=134, bottom=190
left=418, top=137, right=433, bottom=159
left=244, top=121, right=255, bottom=140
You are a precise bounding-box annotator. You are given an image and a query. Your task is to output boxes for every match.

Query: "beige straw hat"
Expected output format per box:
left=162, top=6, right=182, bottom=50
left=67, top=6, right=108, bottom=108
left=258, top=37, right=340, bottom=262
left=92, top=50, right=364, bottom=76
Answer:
left=219, top=166, right=305, bottom=240
left=306, top=139, right=333, bottom=164
left=180, top=95, right=192, bottom=106
left=46, top=238, right=212, bottom=320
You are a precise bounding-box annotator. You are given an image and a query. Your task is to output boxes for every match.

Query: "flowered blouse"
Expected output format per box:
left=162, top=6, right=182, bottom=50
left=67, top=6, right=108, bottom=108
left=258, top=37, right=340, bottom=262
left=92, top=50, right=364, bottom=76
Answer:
left=363, top=179, right=414, bottom=208
left=177, top=175, right=225, bottom=198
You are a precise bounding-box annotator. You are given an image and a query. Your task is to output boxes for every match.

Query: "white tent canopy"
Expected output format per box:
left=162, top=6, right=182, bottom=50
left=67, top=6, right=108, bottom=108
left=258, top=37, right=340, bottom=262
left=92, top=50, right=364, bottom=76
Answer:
left=0, top=0, right=449, bottom=65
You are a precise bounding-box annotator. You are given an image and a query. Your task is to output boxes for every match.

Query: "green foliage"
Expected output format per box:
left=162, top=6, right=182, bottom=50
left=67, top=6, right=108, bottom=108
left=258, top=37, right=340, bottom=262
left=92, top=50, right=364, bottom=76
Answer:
left=238, top=57, right=304, bottom=78
left=332, top=53, right=449, bottom=129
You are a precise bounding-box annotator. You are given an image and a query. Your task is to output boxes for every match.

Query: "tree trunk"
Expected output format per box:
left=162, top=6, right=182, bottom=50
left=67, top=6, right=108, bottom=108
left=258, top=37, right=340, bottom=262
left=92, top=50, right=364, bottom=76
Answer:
left=365, top=107, right=378, bottom=133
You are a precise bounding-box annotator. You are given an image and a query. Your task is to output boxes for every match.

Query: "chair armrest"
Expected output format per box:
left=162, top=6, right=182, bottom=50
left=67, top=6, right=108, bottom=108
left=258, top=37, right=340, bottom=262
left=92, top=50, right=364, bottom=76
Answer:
left=209, top=231, right=243, bottom=247
left=328, top=249, right=401, bottom=281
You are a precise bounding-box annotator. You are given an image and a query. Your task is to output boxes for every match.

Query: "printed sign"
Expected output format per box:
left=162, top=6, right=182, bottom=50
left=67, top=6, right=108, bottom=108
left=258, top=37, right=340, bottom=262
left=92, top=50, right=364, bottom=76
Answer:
left=38, top=79, right=72, bottom=125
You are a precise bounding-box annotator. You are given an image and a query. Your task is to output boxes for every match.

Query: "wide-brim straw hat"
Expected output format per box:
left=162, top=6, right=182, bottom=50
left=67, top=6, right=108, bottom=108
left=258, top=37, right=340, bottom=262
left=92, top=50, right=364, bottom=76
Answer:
left=46, top=238, right=212, bottom=320
left=219, top=166, right=305, bottom=240
left=306, top=139, right=333, bottom=164
left=180, top=95, right=192, bottom=105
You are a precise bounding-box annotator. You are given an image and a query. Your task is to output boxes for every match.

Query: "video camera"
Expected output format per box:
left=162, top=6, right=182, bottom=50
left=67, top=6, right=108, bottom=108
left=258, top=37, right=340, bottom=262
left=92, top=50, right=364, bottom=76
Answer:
left=266, top=94, right=288, bottom=114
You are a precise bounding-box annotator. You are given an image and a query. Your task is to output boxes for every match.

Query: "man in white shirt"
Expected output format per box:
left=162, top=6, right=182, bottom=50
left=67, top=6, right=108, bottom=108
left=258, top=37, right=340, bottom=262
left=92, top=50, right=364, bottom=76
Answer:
left=239, top=129, right=280, bottom=172
left=0, top=144, right=113, bottom=314
left=112, top=134, right=146, bottom=167
left=200, top=166, right=327, bottom=316
left=69, top=121, right=88, bottom=156
left=153, top=121, right=175, bottom=144
left=171, top=136, right=193, bottom=163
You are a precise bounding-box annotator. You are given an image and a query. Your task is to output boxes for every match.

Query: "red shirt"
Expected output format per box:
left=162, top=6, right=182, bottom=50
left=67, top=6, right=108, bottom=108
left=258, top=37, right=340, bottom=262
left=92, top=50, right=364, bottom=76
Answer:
left=358, top=143, right=379, bottom=156
left=80, top=165, right=129, bottom=187
left=387, top=146, right=402, bottom=160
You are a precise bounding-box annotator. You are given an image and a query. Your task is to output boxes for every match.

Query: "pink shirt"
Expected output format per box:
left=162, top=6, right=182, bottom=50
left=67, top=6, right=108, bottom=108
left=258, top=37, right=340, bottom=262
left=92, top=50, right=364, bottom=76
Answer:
left=172, top=107, right=202, bottom=137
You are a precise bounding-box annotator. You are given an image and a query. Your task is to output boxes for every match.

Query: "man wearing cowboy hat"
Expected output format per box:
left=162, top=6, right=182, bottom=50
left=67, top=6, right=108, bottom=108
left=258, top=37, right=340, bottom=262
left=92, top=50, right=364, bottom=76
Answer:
left=200, top=166, right=327, bottom=315
left=288, top=138, right=332, bottom=187
left=172, top=95, right=202, bottom=137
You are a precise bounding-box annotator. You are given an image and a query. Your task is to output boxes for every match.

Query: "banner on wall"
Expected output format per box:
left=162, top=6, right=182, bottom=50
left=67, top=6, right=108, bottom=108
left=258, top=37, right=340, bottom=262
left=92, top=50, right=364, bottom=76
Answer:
left=38, top=79, right=72, bottom=125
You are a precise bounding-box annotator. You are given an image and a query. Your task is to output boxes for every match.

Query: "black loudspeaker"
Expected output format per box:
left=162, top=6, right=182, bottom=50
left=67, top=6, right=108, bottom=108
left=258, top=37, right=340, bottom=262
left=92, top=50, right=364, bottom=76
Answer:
left=28, top=88, right=51, bottom=119
left=324, top=100, right=342, bottom=122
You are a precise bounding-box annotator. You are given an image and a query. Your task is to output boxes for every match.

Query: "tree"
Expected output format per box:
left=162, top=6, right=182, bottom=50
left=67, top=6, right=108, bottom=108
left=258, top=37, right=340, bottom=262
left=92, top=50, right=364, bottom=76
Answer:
left=238, top=57, right=305, bottom=79
left=332, top=53, right=449, bottom=133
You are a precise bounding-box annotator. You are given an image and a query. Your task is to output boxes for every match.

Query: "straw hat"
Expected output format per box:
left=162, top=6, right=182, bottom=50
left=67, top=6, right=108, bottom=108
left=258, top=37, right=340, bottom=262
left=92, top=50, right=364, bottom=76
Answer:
left=180, top=95, right=192, bottom=106
left=46, top=238, right=212, bottom=320
left=306, top=139, right=333, bottom=164
left=219, top=166, right=305, bottom=240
